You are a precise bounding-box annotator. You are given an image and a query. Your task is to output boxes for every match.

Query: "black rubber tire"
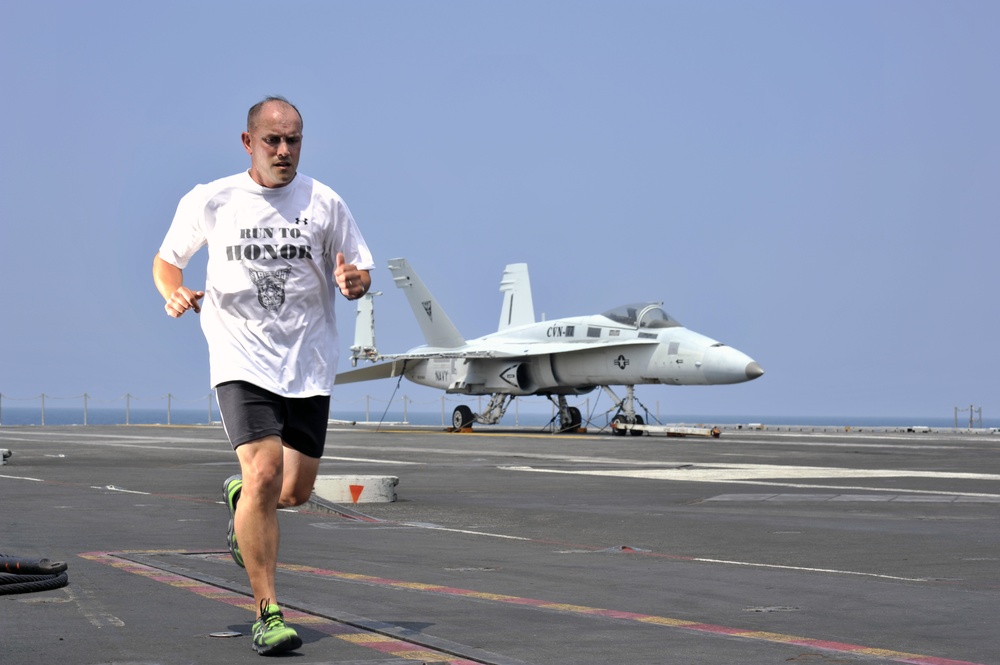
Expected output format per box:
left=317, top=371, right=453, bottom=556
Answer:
left=452, top=405, right=474, bottom=429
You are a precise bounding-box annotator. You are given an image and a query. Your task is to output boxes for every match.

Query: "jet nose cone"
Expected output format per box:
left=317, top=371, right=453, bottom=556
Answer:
left=701, top=346, right=762, bottom=385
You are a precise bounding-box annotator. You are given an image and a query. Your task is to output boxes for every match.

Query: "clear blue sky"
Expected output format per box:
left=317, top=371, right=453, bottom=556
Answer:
left=2, top=1, right=997, bottom=421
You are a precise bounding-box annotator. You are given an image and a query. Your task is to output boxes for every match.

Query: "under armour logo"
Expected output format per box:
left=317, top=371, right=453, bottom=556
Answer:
left=614, top=354, right=630, bottom=370
left=294, top=217, right=308, bottom=224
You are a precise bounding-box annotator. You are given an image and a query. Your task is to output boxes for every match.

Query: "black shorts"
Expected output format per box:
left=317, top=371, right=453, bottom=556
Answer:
left=215, top=381, right=330, bottom=459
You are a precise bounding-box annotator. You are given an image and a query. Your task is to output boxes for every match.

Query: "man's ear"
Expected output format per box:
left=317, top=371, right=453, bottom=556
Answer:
left=241, top=131, right=252, bottom=155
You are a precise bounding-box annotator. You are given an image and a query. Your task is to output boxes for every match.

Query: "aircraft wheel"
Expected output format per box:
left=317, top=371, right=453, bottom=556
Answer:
left=452, top=405, right=474, bottom=429
left=559, top=406, right=582, bottom=432
left=629, top=414, right=645, bottom=437
left=567, top=406, right=582, bottom=429
left=611, top=414, right=628, bottom=436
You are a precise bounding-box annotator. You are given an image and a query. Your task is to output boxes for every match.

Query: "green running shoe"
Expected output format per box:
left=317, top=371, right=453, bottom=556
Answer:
left=222, top=474, right=244, bottom=568
left=252, top=599, right=302, bottom=656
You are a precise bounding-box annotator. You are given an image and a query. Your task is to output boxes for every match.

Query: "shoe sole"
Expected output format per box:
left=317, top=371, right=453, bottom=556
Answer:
left=223, top=475, right=244, bottom=568
left=226, top=517, right=243, bottom=567
left=253, top=633, right=302, bottom=655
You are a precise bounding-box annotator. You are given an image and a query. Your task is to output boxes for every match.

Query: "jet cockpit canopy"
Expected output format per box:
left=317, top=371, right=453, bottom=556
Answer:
left=602, top=302, right=681, bottom=329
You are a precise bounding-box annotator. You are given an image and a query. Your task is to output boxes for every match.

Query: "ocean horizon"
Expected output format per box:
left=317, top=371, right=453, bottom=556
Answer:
left=0, top=405, right=996, bottom=430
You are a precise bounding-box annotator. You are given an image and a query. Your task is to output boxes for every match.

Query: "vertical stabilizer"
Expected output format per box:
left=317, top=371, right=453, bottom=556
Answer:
left=349, top=291, right=382, bottom=365
left=498, top=263, right=535, bottom=331
left=387, top=258, right=466, bottom=349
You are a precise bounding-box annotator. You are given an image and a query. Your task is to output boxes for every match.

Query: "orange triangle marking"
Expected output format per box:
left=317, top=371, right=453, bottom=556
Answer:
left=349, top=485, right=364, bottom=504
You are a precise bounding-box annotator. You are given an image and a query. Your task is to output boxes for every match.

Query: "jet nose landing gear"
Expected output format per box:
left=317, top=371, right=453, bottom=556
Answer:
left=605, top=384, right=647, bottom=436
left=611, top=412, right=645, bottom=436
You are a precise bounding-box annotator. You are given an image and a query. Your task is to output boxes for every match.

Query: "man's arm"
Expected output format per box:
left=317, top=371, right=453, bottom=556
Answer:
left=153, top=253, right=204, bottom=318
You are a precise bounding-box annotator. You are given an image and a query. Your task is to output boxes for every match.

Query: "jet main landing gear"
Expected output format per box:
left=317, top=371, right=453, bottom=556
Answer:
left=452, top=404, right=475, bottom=429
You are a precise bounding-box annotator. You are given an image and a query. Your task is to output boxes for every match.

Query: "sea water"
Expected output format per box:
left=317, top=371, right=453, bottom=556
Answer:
left=1, top=405, right=996, bottom=430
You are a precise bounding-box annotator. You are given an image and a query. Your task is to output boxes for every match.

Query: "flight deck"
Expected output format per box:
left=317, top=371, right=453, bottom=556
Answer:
left=1, top=423, right=997, bottom=664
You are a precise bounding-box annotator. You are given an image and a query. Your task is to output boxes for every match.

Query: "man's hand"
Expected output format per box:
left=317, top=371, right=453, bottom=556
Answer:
left=153, top=254, right=204, bottom=318
left=164, top=286, right=205, bottom=318
left=334, top=252, right=368, bottom=300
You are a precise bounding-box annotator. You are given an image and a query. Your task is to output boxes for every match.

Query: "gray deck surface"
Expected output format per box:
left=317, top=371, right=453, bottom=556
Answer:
left=1, top=423, right=997, bottom=664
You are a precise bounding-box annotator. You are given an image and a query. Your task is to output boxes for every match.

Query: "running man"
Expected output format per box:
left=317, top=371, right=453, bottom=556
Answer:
left=153, top=95, right=374, bottom=655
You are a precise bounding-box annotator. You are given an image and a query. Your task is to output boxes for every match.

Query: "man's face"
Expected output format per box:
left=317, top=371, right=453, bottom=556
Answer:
left=242, top=102, right=303, bottom=188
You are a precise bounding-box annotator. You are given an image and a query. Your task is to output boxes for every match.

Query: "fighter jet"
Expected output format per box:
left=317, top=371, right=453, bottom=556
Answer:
left=336, top=258, right=763, bottom=434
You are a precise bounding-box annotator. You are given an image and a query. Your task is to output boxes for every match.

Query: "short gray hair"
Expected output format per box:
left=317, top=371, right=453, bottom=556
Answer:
left=247, top=96, right=303, bottom=132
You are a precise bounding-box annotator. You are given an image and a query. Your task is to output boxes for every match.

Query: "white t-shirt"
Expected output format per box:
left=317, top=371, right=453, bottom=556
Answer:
left=158, top=171, right=375, bottom=397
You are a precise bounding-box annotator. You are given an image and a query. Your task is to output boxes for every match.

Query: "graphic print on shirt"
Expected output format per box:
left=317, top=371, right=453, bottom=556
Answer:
left=227, top=215, right=317, bottom=313
left=225, top=225, right=313, bottom=262
left=249, top=267, right=291, bottom=312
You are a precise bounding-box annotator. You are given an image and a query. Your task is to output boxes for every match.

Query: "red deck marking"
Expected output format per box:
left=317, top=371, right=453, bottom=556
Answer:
left=80, top=550, right=988, bottom=665
left=349, top=484, right=364, bottom=503
left=79, top=551, right=481, bottom=664
left=269, top=560, right=987, bottom=665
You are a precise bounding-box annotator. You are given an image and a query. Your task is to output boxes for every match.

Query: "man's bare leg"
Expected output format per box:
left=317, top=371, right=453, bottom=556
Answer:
left=279, top=445, right=321, bottom=508
left=235, top=435, right=284, bottom=609
left=234, top=438, right=322, bottom=609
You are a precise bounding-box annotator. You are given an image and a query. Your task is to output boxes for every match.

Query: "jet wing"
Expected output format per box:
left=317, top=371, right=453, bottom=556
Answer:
left=377, top=336, right=659, bottom=361
left=483, top=337, right=660, bottom=358
left=336, top=337, right=661, bottom=384
left=335, top=359, right=409, bottom=384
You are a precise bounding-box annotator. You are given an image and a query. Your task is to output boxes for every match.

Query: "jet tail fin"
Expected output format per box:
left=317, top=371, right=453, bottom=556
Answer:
left=498, top=263, right=535, bottom=331
left=349, top=291, right=382, bottom=366
left=387, top=258, right=466, bottom=349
